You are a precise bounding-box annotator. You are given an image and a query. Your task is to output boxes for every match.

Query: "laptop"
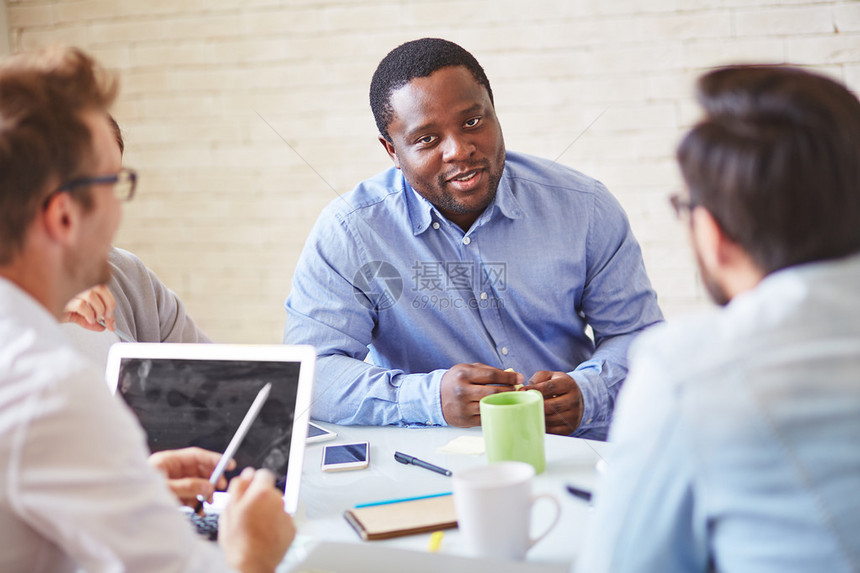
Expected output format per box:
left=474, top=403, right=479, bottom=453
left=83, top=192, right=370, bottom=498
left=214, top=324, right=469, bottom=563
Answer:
left=104, top=343, right=315, bottom=514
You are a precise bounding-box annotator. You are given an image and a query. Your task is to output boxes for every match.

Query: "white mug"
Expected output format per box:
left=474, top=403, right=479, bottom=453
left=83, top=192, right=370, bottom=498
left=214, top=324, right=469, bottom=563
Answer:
left=452, top=461, right=561, bottom=560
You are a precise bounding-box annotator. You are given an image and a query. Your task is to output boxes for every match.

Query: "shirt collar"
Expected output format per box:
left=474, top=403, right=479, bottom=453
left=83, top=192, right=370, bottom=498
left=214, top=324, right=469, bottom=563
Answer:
left=403, top=163, right=523, bottom=236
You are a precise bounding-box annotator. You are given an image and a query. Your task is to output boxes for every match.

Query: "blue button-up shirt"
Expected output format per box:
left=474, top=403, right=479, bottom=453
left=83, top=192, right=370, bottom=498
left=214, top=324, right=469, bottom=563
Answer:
left=284, top=151, right=663, bottom=439
left=577, top=255, right=860, bottom=571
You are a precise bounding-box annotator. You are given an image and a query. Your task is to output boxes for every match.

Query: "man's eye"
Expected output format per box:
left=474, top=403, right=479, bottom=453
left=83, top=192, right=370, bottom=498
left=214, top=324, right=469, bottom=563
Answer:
left=417, top=135, right=436, bottom=145
left=464, top=117, right=481, bottom=127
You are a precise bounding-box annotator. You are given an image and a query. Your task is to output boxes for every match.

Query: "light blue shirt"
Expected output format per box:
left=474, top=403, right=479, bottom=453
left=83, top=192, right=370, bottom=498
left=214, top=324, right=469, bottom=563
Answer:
left=285, top=151, right=662, bottom=439
left=578, top=254, right=860, bottom=571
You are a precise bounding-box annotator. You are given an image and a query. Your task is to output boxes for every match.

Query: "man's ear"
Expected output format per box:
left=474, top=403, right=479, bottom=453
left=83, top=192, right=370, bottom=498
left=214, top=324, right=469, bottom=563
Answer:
left=378, top=135, right=401, bottom=169
left=692, top=206, right=749, bottom=270
left=41, top=192, right=80, bottom=246
left=690, top=206, right=725, bottom=271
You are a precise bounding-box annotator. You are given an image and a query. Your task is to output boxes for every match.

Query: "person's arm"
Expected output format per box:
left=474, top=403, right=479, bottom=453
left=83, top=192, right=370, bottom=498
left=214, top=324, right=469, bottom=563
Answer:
left=108, top=247, right=210, bottom=343
left=533, top=182, right=663, bottom=440
left=146, top=265, right=211, bottom=343
left=575, top=335, right=708, bottom=573
left=286, top=208, right=521, bottom=426
left=11, top=350, right=288, bottom=572
left=285, top=204, right=433, bottom=426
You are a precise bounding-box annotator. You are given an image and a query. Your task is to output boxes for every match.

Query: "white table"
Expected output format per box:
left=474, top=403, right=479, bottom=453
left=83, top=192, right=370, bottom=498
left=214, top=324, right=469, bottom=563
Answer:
left=280, top=423, right=609, bottom=570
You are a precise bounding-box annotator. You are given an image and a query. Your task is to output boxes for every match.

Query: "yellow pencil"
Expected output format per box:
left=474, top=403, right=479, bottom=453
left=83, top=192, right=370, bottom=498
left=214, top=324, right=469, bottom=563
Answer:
left=428, top=530, right=444, bottom=553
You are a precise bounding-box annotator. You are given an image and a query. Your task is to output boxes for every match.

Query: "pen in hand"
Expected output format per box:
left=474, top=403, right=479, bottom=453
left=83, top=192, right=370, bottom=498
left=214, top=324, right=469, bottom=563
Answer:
left=394, top=451, right=452, bottom=477
left=194, top=382, right=272, bottom=514
left=97, top=319, right=135, bottom=343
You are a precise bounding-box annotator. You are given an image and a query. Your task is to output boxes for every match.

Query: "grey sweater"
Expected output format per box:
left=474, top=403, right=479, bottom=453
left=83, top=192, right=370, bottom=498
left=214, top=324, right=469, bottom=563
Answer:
left=108, top=247, right=210, bottom=343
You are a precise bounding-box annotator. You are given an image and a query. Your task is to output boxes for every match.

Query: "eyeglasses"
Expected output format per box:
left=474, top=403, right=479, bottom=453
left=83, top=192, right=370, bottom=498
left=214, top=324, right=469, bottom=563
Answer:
left=52, top=167, right=138, bottom=203
left=668, top=193, right=696, bottom=220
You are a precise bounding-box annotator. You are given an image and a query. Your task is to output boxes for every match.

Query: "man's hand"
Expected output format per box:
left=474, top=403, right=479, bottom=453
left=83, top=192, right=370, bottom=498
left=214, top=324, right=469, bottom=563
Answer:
left=219, top=467, right=295, bottom=573
left=440, top=363, right=524, bottom=427
left=147, top=447, right=234, bottom=509
left=62, top=284, right=116, bottom=331
left=525, top=371, right=584, bottom=435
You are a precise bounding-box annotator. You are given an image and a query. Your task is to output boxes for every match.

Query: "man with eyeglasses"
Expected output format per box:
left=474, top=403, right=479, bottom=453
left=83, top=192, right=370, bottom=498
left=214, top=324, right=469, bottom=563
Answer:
left=0, top=48, right=293, bottom=572
left=577, top=66, right=860, bottom=572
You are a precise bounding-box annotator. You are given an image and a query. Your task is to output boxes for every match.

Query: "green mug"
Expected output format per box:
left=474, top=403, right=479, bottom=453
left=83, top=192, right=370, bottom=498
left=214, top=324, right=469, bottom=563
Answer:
left=479, top=390, right=546, bottom=474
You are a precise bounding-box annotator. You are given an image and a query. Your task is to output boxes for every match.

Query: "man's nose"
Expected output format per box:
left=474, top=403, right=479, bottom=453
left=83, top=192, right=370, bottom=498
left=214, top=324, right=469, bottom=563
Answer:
left=441, top=134, right=475, bottom=162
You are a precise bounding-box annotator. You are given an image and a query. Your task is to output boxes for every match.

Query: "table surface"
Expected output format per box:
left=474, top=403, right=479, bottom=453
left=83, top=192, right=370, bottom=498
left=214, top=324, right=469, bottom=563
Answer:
left=280, top=423, right=610, bottom=570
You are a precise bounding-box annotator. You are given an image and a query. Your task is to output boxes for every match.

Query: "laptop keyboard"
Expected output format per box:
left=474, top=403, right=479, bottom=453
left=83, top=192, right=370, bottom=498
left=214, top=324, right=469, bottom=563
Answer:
left=188, top=511, right=220, bottom=541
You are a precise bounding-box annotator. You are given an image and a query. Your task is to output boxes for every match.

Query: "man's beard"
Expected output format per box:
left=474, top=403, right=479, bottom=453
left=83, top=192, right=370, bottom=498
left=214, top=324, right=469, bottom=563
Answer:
left=64, top=248, right=112, bottom=296
left=694, top=248, right=730, bottom=307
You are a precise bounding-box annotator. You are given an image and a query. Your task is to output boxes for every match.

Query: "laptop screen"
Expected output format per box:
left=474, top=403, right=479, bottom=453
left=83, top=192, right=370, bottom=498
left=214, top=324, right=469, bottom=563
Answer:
left=105, top=343, right=315, bottom=513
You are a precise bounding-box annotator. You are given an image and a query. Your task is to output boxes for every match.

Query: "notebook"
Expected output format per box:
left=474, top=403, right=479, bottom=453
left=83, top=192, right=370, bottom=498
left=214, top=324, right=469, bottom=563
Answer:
left=104, top=343, right=315, bottom=513
left=344, top=494, right=458, bottom=540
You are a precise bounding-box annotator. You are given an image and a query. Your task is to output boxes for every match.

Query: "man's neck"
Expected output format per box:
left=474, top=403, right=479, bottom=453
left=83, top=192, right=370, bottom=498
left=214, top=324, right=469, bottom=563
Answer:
left=0, top=258, right=68, bottom=320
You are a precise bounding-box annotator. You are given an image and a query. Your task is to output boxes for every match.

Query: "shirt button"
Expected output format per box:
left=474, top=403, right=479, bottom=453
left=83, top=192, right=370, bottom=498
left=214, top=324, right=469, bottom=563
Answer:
left=432, top=222, right=440, bottom=230
left=501, top=347, right=509, bottom=356
left=462, top=237, right=471, bottom=245
left=480, top=292, right=488, bottom=300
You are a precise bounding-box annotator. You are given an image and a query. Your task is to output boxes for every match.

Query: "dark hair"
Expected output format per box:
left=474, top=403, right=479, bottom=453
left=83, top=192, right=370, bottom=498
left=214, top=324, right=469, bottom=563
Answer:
left=108, top=114, right=124, bottom=155
left=677, top=65, right=860, bottom=274
left=0, top=47, right=118, bottom=264
left=370, top=38, right=494, bottom=142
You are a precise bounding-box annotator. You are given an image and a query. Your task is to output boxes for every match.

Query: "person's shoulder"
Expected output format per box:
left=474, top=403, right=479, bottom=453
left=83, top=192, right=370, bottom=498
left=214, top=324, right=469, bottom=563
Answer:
left=629, top=309, right=730, bottom=388
left=109, top=246, right=149, bottom=277
left=108, top=247, right=156, bottom=299
left=321, top=165, right=405, bottom=217
left=504, top=150, right=602, bottom=194
left=313, top=165, right=408, bottom=240
left=109, top=246, right=145, bottom=266
left=0, top=284, right=95, bottom=393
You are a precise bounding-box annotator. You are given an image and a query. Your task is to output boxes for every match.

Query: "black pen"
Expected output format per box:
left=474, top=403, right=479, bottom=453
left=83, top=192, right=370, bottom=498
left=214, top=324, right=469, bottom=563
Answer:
left=566, top=483, right=593, bottom=503
left=394, top=451, right=452, bottom=477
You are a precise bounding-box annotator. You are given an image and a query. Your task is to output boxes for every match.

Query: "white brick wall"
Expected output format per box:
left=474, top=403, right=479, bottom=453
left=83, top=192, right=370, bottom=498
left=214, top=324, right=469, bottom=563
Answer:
left=0, top=1, right=9, bottom=55
left=5, top=0, right=860, bottom=343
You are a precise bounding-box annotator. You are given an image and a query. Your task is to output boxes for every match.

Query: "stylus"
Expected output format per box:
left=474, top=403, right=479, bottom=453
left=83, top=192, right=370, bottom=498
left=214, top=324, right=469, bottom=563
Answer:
left=97, top=319, right=135, bottom=343
left=194, top=382, right=272, bottom=513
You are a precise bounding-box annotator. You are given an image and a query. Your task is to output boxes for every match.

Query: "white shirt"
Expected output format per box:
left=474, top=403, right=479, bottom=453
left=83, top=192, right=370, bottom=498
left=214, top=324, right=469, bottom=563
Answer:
left=0, top=278, right=234, bottom=573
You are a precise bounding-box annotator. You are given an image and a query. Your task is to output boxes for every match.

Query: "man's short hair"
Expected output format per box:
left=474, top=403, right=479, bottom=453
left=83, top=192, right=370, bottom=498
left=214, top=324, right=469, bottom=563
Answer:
left=369, top=38, right=494, bottom=142
left=108, top=115, right=124, bottom=155
left=678, top=65, right=860, bottom=274
left=0, top=47, right=117, bottom=264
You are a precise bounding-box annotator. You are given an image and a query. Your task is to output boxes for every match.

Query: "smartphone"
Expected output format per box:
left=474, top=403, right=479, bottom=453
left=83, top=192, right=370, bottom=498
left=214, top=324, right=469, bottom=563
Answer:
left=307, top=422, right=338, bottom=444
left=321, top=441, right=370, bottom=472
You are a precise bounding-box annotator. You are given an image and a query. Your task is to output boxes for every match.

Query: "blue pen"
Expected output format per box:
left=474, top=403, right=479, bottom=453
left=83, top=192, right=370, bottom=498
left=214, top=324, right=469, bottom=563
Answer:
left=355, top=491, right=452, bottom=509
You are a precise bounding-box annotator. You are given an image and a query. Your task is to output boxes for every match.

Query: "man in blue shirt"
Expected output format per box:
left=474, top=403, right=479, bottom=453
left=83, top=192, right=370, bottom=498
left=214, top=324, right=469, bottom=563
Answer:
left=578, top=66, right=860, bottom=571
left=285, top=38, right=663, bottom=439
